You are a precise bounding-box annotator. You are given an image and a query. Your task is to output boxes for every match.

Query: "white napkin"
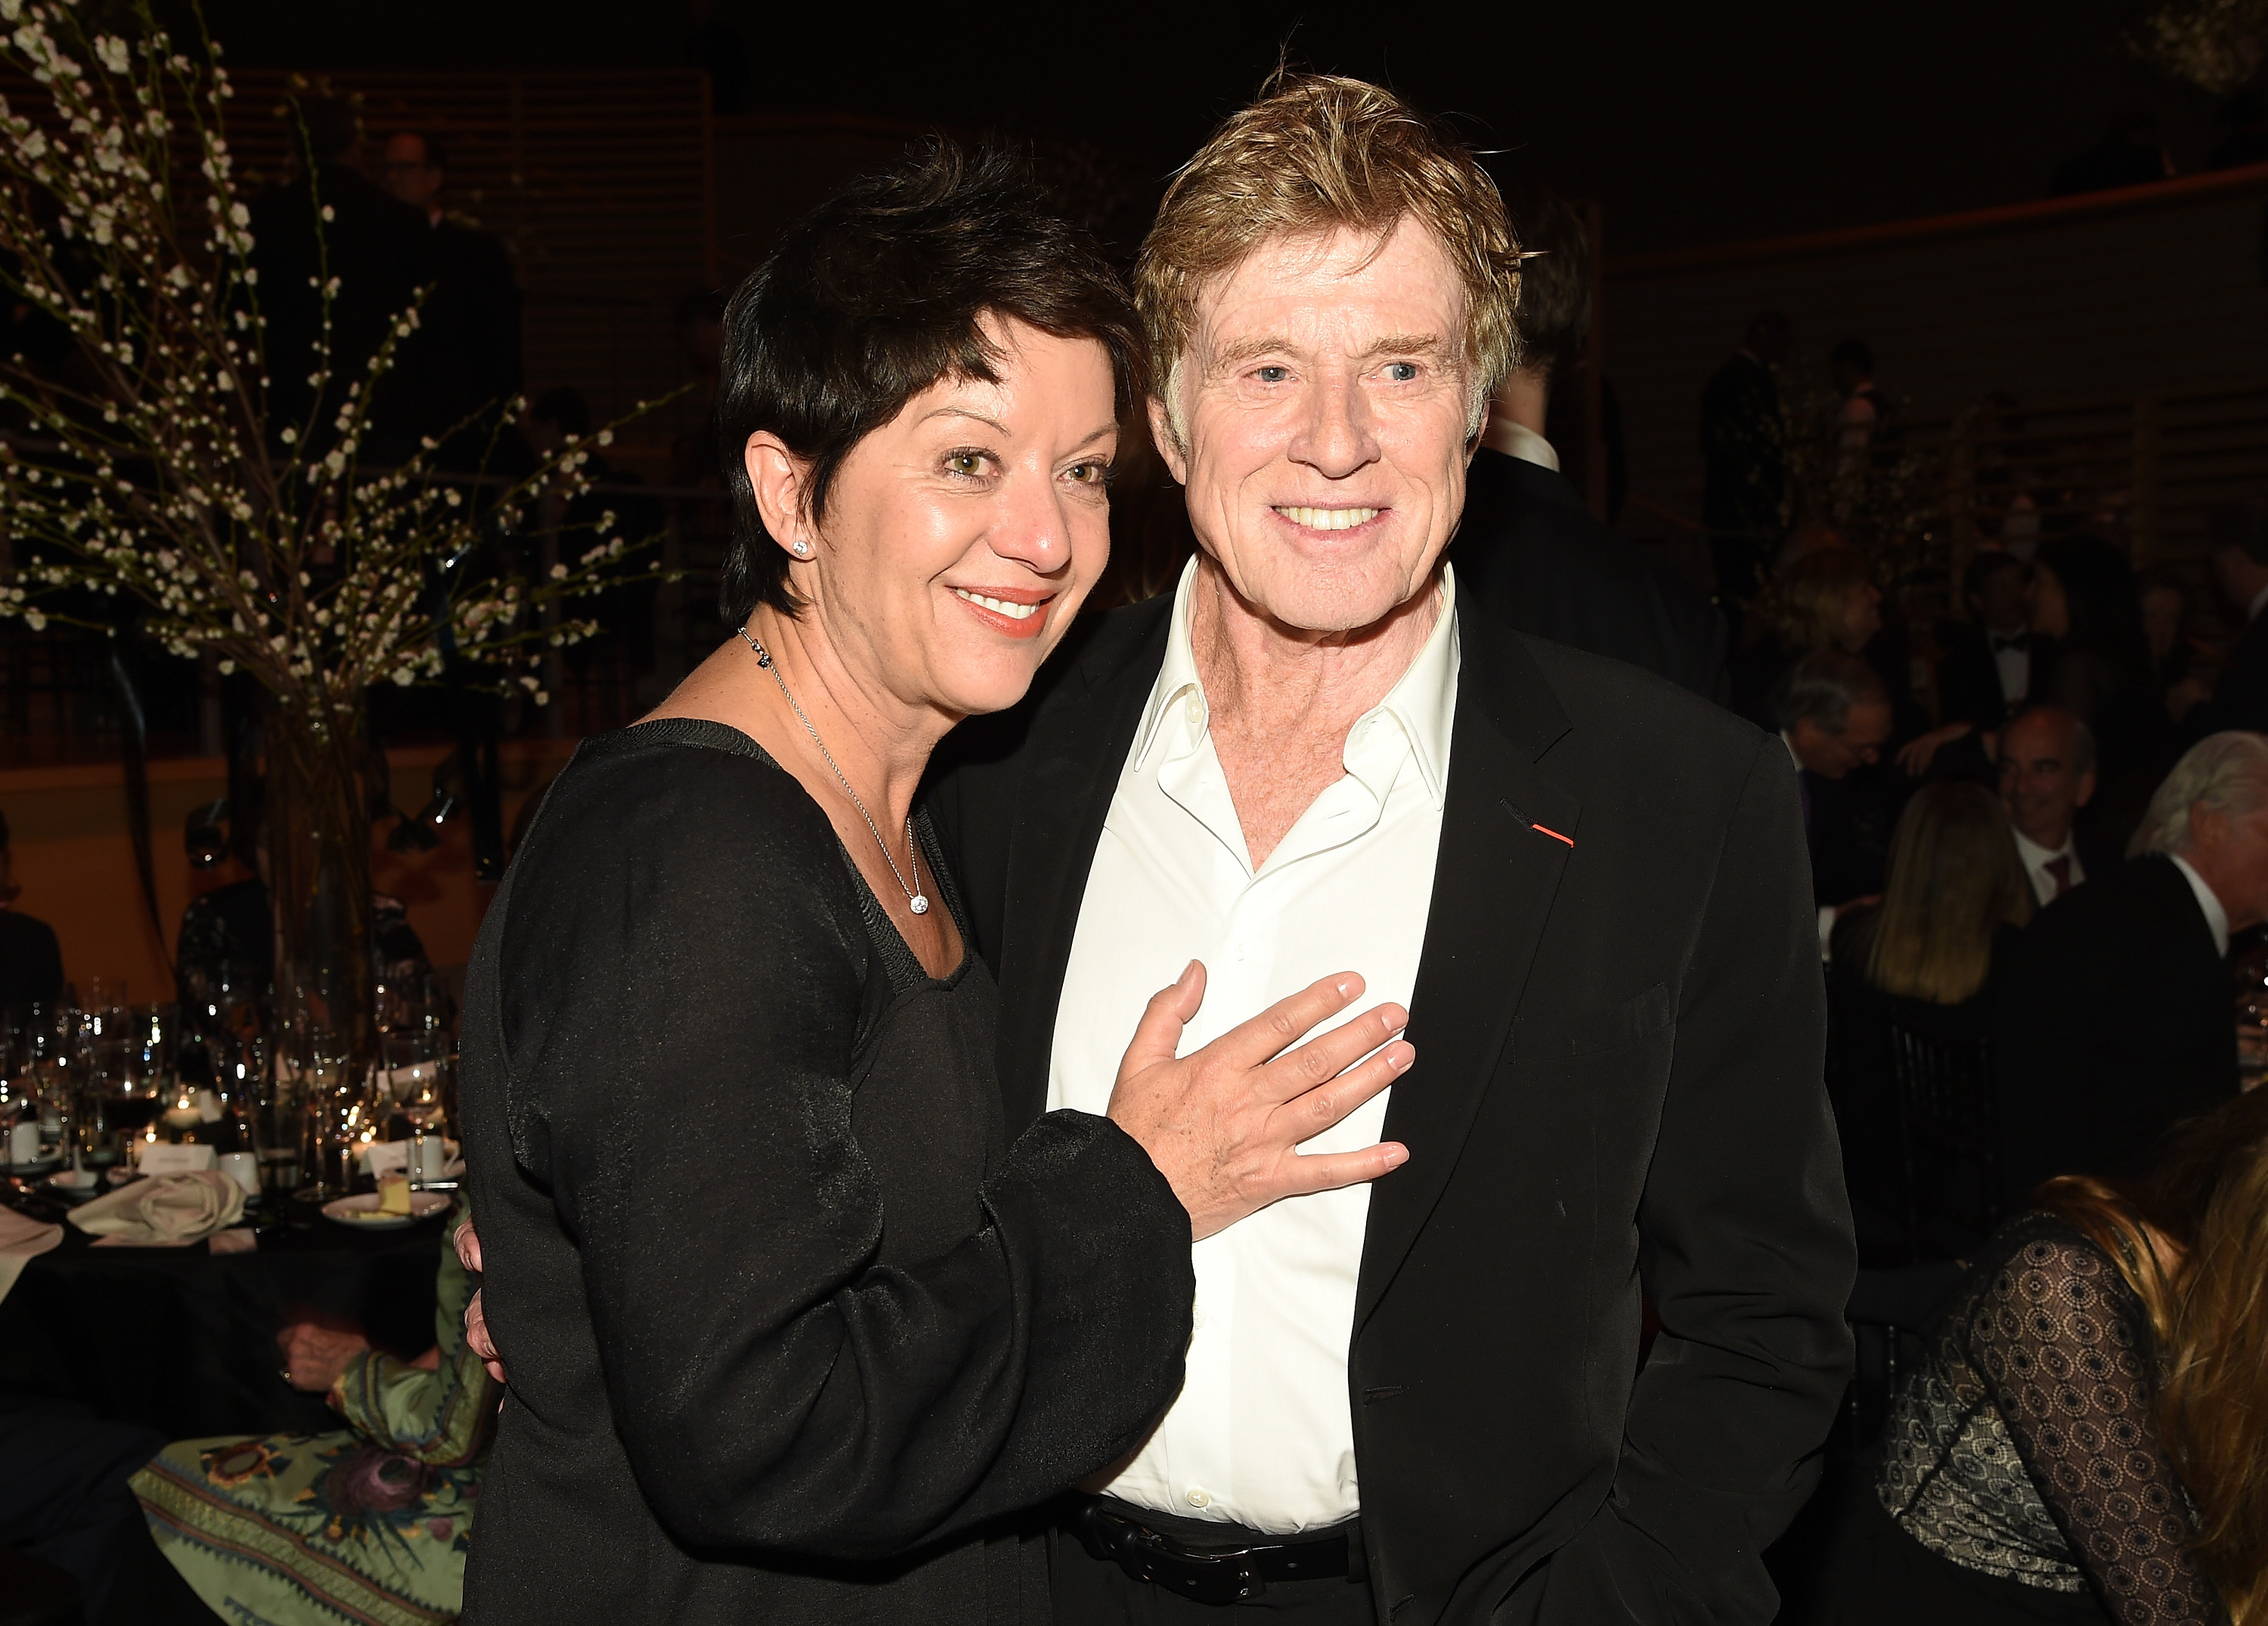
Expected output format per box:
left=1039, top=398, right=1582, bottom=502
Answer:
left=70, top=1170, right=246, bottom=1245
left=0, top=1205, right=63, bottom=1305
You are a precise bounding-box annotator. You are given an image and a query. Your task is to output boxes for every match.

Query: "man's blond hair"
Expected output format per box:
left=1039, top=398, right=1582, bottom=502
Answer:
left=1135, top=73, right=1523, bottom=449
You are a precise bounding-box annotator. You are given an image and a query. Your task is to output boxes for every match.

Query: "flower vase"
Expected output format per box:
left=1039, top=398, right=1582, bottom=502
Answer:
left=262, top=699, right=380, bottom=1102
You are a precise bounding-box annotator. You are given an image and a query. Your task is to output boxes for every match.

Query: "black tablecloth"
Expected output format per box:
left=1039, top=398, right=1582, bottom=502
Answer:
left=0, top=1203, right=447, bottom=1440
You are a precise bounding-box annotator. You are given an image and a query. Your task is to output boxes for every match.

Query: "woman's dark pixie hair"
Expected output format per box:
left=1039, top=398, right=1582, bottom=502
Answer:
left=715, top=142, right=1145, bottom=624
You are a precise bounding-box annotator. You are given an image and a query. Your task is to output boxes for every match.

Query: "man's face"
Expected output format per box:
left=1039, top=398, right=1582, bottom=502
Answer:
left=1975, top=563, right=2028, bottom=633
left=2193, top=803, right=2268, bottom=934
left=1999, top=711, right=2094, bottom=847
left=1151, top=217, right=1473, bottom=634
left=381, top=133, right=443, bottom=214
left=1791, top=701, right=1891, bottom=780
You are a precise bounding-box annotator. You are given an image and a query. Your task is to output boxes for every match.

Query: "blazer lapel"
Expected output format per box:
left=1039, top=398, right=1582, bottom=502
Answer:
left=1357, top=608, right=1579, bottom=1328
left=993, top=602, right=1173, bottom=1133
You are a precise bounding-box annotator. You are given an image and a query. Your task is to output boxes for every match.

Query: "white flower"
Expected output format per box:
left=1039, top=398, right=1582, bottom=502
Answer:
left=23, top=610, right=43, bottom=631
left=94, top=34, right=129, bottom=73
left=228, top=201, right=249, bottom=228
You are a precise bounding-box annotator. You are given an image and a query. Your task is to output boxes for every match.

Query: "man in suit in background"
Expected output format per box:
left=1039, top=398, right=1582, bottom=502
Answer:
left=250, top=95, right=432, bottom=462
left=1998, top=705, right=2105, bottom=906
left=1449, top=187, right=1728, bottom=703
left=1937, top=551, right=2040, bottom=734
left=0, top=807, right=63, bottom=1021
left=934, top=76, right=1852, bottom=1626
left=1699, top=310, right=1791, bottom=610
left=380, top=131, right=528, bottom=472
left=2178, top=499, right=2268, bottom=739
left=1774, top=649, right=1896, bottom=955
left=1994, top=731, right=2266, bottom=1206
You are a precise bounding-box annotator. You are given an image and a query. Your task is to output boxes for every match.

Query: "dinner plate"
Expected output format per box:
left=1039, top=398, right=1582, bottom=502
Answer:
left=4, top=1156, right=60, bottom=1178
left=321, top=1191, right=453, bottom=1231
left=44, top=1169, right=104, bottom=1203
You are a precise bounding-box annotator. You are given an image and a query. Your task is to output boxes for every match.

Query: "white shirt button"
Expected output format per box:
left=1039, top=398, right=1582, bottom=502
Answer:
left=1186, top=1487, right=1211, bottom=1509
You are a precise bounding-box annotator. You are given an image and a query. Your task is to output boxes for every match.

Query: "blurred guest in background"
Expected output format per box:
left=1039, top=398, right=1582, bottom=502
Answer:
left=1998, top=705, right=2105, bottom=905
left=1823, top=1089, right=2268, bottom=1621
left=2177, top=498, right=2268, bottom=737
left=250, top=94, right=432, bottom=461
left=381, top=129, right=527, bottom=471
left=1935, top=551, right=2037, bottom=732
left=1777, top=647, right=1898, bottom=950
left=1737, top=547, right=1920, bottom=742
left=1452, top=185, right=1728, bottom=700
left=1827, top=783, right=2034, bottom=1265
left=1700, top=309, right=1792, bottom=609
left=2027, top=534, right=2174, bottom=850
left=1829, top=338, right=1882, bottom=519
left=133, top=1202, right=495, bottom=1625
left=0, top=807, right=62, bottom=1020
left=1992, top=731, right=2264, bottom=1206
left=2139, top=559, right=2198, bottom=701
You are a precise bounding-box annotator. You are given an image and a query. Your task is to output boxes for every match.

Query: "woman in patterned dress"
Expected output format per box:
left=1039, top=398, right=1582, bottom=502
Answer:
left=129, top=1201, right=494, bottom=1626
left=1820, top=1088, right=2268, bottom=1624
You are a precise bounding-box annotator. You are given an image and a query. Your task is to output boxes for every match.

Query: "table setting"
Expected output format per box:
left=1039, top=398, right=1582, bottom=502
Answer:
left=0, top=977, right=463, bottom=1439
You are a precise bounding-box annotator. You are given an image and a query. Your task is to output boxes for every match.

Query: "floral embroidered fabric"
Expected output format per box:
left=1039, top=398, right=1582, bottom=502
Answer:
left=1875, top=1212, right=2226, bottom=1625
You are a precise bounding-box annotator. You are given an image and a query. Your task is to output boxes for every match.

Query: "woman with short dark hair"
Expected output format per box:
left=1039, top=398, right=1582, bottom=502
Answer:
left=454, top=145, right=1411, bottom=1624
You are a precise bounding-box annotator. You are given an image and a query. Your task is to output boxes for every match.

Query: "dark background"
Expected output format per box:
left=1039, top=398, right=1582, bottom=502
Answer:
left=178, top=0, right=2220, bottom=253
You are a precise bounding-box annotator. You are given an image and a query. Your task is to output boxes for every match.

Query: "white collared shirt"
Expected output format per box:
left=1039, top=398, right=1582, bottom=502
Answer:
left=1487, top=420, right=1560, bottom=472
left=1988, top=626, right=2030, bottom=707
left=2170, top=853, right=2232, bottom=959
left=2012, top=827, right=2085, bottom=907
left=1045, top=556, right=1459, bottom=1535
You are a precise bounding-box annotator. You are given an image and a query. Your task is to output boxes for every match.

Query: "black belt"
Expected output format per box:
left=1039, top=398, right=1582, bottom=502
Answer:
left=1068, top=1497, right=1362, bottom=1606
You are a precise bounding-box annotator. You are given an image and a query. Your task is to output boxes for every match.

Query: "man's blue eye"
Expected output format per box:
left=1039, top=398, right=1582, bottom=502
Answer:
left=1255, top=366, right=1289, bottom=384
left=1386, top=362, right=1418, bottom=382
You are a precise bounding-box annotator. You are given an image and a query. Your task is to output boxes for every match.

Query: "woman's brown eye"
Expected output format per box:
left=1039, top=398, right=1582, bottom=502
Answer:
left=947, top=452, right=984, bottom=476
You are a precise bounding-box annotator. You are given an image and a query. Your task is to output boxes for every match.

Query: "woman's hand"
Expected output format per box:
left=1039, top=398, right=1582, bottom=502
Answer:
left=1895, top=721, right=1972, bottom=777
left=1108, top=964, right=1411, bottom=1241
left=455, top=1219, right=508, bottom=1386
left=277, top=1319, right=370, bottom=1393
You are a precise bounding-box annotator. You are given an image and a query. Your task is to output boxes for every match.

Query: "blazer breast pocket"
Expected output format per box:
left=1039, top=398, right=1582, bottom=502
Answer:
left=1511, top=980, right=1674, bottom=1061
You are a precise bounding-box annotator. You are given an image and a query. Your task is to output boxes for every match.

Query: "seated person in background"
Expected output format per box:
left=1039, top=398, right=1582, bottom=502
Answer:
left=1992, top=731, right=2265, bottom=1207
left=0, top=806, right=64, bottom=1021
left=1777, top=647, right=1901, bottom=952
left=1734, top=545, right=1883, bottom=728
left=130, top=1201, right=494, bottom=1625
left=2028, top=534, right=2176, bottom=853
left=1822, top=1087, right=2268, bottom=1624
left=1829, top=783, right=2034, bottom=1265
left=1998, top=704, right=2107, bottom=906
left=1451, top=184, right=1728, bottom=701
left=2177, top=497, right=2268, bottom=738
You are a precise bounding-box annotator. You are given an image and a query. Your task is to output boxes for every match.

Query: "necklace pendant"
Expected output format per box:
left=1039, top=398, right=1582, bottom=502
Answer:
left=909, top=894, right=930, bottom=915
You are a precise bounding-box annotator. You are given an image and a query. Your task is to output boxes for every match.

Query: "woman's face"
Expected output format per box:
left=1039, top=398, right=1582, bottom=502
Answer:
left=1839, top=581, right=1882, bottom=651
left=759, top=317, right=1119, bottom=720
left=2027, top=564, right=2071, bottom=640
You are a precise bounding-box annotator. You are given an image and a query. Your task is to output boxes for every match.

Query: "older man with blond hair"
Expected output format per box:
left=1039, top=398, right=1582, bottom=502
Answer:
left=933, top=76, right=1854, bottom=1626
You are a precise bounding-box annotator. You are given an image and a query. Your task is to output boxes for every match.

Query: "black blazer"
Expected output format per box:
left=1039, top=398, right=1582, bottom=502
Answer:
left=929, top=594, right=1855, bottom=1626
left=1451, top=448, right=1730, bottom=705
left=1992, top=853, right=2239, bottom=1206
left=1936, top=623, right=2047, bottom=732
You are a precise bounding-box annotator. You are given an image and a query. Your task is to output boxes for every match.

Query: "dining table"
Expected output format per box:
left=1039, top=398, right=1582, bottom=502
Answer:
left=0, top=1189, right=450, bottom=1441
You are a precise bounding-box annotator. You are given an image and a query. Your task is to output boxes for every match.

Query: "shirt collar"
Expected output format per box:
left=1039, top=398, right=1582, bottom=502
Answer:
left=2011, top=827, right=2074, bottom=868
left=2169, top=853, right=2232, bottom=959
left=1479, top=420, right=1560, bottom=472
left=1132, top=556, right=1462, bottom=810
left=2248, top=579, right=2268, bottom=625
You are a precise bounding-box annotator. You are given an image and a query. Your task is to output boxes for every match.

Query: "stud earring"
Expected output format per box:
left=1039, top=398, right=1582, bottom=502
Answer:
left=792, top=540, right=811, bottom=556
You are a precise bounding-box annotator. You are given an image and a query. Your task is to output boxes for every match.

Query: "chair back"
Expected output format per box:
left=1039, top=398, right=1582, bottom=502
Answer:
left=1888, top=1024, right=1998, bottom=1264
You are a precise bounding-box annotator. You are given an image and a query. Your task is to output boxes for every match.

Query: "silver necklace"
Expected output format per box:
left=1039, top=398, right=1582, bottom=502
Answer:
left=739, top=626, right=928, bottom=915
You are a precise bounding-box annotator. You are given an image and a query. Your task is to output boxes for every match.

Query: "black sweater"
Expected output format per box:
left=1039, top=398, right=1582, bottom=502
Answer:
left=457, top=719, right=1193, bottom=1624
